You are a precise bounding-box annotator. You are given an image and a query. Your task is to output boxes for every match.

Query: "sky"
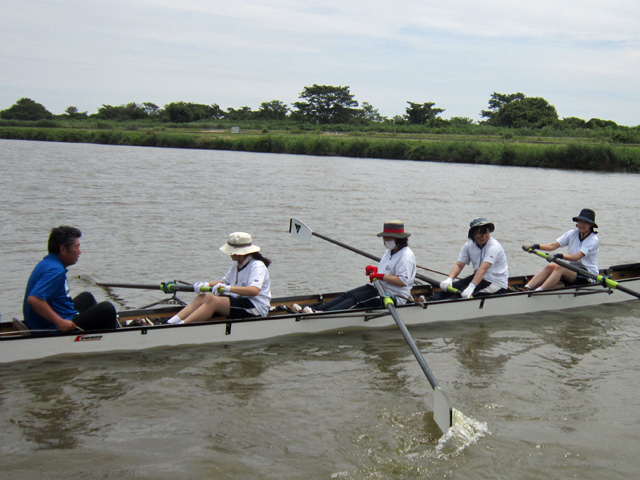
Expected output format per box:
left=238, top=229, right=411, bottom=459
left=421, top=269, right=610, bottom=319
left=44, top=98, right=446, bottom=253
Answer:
left=1, top=0, right=639, bottom=125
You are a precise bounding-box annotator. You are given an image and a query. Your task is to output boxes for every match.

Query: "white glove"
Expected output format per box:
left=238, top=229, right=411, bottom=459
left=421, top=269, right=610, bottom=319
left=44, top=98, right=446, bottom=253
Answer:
left=461, top=283, right=476, bottom=299
left=439, top=277, right=453, bottom=292
left=193, top=281, right=210, bottom=294
left=212, top=283, right=229, bottom=295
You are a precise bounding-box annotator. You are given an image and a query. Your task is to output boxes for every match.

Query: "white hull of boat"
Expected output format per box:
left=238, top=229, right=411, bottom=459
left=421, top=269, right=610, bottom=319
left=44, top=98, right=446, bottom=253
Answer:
left=2, top=278, right=638, bottom=364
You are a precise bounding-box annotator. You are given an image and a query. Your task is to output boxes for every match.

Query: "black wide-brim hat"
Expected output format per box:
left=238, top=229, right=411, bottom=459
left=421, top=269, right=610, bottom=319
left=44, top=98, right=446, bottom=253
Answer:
left=572, top=208, right=598, bottom=228
left=377, top=220, right=411, bottom=238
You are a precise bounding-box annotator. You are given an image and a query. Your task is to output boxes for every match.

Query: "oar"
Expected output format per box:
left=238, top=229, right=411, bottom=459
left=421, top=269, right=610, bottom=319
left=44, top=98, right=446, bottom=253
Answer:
left=289, top=218, right=462, bottom=296
left=372, top=280, right=453, bottom=433
left=526, top=249, right=640, bottom=299
left=76, top=274, right=129, bottom=307
left=97, top=282, right=217, bottom=294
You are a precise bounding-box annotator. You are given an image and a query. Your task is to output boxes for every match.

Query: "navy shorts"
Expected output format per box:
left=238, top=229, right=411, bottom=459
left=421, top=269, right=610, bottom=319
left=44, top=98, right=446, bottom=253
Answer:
left=568, top=273, right=595, bottom=286
left=228, top=297, right=261, bottom=319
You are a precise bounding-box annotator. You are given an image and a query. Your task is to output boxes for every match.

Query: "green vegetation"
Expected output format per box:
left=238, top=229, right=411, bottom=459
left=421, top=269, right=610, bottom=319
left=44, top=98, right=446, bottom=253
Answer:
left=0, top=98, right=54, bottom=121
left=480, top=92, right=559, bottom=128
left=1, top=125, right=639, bottom=172
left=1, top=89, right=639, bottom=173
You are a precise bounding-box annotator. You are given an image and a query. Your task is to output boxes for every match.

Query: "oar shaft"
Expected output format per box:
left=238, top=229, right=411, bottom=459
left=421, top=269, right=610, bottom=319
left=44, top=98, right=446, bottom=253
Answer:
left=312, top=232, right=380, bottom=262
left=313, top=232, right=445, bottom=288
left=613, top=283, right=640, bottom=299
left=373, top=282, right=439, bottom=388
left=373, top=280, right=453, bottom=433
left=98, top=282, right=197, bottom=293
left=98, top=283, right=163, bottom=290
left=391, top=302, right=440, bottom=388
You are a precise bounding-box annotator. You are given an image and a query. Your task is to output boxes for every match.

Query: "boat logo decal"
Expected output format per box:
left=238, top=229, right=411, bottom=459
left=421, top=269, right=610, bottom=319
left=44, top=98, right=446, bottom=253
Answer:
left=74, top=335, right=103, bottom=342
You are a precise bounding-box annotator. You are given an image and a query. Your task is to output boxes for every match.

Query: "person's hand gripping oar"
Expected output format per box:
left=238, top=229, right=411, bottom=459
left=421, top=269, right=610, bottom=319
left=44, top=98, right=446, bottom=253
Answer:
left=524, top=247, right=640, bottom=299
left=289, top=218, right=464, bottom=296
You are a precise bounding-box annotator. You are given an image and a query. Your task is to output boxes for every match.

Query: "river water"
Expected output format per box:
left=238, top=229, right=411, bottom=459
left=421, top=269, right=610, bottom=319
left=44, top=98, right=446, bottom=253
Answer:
left=1, top=139, right=640, bottom=478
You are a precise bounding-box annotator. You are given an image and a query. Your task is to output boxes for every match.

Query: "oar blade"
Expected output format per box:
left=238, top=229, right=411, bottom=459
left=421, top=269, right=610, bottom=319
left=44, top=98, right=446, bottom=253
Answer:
left=433, top=386, right=453, bottom=433
left=289, top=218, right=313, bottom=243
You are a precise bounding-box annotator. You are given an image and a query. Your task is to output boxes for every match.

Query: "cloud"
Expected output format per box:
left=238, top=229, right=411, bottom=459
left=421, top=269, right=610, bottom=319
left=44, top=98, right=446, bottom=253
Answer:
left=1, top=0, right=639, bottom=124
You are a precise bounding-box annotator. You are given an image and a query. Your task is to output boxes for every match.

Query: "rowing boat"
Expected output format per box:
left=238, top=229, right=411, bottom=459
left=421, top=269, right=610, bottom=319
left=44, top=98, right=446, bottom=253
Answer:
left=2, top=263, right=639, bottom=364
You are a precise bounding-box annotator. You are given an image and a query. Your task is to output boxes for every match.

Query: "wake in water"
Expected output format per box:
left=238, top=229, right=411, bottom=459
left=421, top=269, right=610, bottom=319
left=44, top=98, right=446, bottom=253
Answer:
left=434, top=408, right=490, bottom=458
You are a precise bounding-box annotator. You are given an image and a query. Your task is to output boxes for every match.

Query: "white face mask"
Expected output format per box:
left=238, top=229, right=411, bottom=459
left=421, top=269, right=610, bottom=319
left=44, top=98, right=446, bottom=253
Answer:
left=384, top=240, right=396, bottom=250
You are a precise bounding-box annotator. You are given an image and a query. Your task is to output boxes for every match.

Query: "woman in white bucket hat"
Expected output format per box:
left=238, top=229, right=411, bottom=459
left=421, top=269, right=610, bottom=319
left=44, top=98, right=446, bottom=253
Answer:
left=166, top=232, right=271, bottom=324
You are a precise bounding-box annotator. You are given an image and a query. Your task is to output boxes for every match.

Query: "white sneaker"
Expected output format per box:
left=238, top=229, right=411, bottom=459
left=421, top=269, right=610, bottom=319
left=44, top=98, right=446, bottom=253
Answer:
left=166, top=315, right=183, bottom=324
left=290, top=304, right=302, bottom=313
left=302, top=306, right=315, bottom=314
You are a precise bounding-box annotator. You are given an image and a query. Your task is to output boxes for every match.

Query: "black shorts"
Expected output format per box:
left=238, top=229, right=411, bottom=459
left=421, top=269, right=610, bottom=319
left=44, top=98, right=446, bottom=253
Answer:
left=567, top=273, right=595, bottom=286
left=228, top=297, right=261, bottom=319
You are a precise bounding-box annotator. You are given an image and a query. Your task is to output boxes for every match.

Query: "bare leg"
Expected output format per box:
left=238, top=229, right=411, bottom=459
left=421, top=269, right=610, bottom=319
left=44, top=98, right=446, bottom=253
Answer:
left=183, top=294, right=231, bottom=323
left=539, top=266, right=576, bottom=290
left=526, top=264, right=555, bottom=289
left=172, top=294, right=208, bottom=321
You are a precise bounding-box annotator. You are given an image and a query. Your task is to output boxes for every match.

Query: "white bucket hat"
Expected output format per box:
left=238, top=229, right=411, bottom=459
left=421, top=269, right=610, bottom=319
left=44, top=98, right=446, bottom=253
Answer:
left=219, top=232, right=261, bottom=255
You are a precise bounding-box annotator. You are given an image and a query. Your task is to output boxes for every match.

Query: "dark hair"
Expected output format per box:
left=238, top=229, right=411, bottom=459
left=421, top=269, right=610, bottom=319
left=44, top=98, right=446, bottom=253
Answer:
left=48, top=226, right=81, bottom=254
left=468, top=225, right=490, bottom=239
left=250, top=252, right=272, bottom=268
left=394, top=237, right=409, bottom=250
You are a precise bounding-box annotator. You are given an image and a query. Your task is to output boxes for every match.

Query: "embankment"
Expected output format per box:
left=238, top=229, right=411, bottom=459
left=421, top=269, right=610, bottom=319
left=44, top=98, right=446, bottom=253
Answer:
left=1, top=126, right=639, bottom=172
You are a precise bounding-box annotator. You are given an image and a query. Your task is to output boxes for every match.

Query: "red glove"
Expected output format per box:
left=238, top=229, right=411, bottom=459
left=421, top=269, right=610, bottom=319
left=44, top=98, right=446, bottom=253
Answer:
left=365, top=265, right=378, bottom=276
left=369, top=272, right=385, bottom=282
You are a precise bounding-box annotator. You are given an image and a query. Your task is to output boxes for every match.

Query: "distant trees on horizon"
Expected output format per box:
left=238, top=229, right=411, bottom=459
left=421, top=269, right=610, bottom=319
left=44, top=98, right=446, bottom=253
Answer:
left=0, top=86, right=632, bottom=129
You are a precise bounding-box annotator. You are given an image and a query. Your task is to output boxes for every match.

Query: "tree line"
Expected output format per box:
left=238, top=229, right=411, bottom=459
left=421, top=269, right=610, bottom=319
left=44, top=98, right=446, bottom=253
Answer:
left=0, top=85, right=632, bottom=130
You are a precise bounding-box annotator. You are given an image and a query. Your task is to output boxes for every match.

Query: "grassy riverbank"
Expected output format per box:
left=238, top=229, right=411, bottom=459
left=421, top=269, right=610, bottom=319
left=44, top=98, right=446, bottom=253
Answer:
left=2, top=125, right=639, bottom=172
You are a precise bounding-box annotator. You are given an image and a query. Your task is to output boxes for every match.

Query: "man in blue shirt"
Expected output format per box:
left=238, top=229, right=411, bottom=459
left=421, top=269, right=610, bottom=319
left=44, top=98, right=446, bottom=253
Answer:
left=23, top=226, right=117, bottom=332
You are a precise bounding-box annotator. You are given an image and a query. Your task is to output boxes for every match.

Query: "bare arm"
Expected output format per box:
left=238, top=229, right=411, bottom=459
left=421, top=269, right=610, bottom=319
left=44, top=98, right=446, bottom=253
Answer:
left=557, top=251, right=585, bottom=262
left=471, top=261, right=492, bottom=286
left=27, top=296, right=76, bottom=332
left=540, top=241, right=585, bottom=262
left=538, top=241, right=561, bottom=251
left=448, top=261, right=466, bottom=279
left=227, top=285, right=260, bottom=296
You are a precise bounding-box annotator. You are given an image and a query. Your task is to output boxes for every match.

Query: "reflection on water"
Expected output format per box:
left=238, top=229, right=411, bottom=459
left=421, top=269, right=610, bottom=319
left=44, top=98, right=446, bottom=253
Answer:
left=6, top=362, right=131, bottom=450
left=2, top=141, right=640, bottom=478
left=2, top=292, right=640, bottom=477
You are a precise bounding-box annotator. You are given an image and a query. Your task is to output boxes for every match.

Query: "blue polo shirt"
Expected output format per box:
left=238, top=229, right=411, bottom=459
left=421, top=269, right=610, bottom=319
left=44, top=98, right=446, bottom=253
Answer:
left=23, top=253, right=77, bottom=330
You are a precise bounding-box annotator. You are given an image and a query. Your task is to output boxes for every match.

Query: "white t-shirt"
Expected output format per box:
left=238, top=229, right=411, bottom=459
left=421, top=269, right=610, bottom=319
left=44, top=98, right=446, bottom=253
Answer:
left=457, top=237, right=509, bottom=289
left=221, top=258, right=271, bottom=317
left=556, top=229, right=599, bottom=275
left=374, top=246, right=416, bottom=305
